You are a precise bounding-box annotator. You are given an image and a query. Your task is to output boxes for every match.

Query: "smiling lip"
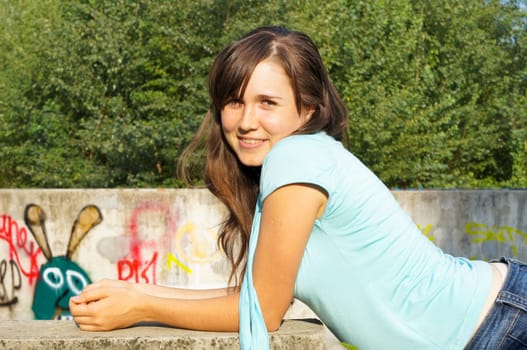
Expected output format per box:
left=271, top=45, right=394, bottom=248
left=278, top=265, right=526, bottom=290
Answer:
left=238, top=137, right=266, bottom=148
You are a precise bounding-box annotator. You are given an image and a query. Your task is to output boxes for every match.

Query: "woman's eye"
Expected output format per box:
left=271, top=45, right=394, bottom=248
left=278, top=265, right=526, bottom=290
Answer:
left=262, top=100, right=276, bottom=107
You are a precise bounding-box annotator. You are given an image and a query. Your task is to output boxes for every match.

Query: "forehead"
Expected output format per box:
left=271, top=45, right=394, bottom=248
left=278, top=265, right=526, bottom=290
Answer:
left=242, top=59, right=292, bottom=95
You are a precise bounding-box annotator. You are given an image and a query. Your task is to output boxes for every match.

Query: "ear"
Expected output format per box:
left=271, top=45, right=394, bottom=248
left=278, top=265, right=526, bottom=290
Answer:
left=66, top=205, right=103, bottom=259
left=24, top=204, right=53, bottom=261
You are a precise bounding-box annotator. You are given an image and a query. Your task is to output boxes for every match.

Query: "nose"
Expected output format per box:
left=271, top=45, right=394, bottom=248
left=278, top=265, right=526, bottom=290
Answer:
left=239, top=104, right=258, bottom=131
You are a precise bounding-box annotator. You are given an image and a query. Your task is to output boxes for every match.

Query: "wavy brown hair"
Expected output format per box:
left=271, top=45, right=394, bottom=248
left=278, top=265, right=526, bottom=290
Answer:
left=178, top=26, right=349, bottom=287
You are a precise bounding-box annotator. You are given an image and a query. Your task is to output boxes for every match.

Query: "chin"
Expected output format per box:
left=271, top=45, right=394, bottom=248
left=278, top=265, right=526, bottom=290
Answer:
left=242, top=161, right=264, bottom=167
left=239, top=158, right=264, bottom=167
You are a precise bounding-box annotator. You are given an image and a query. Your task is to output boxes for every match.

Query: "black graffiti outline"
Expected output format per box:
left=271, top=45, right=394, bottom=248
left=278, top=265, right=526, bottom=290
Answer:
left=0, top=259, right=22, bottom=307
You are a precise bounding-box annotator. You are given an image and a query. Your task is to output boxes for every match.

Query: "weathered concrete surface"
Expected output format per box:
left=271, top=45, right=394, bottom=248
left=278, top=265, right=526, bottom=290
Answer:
left=392, top=190, right=527, bottom=259
left=0, top=319, right=336, bottom=349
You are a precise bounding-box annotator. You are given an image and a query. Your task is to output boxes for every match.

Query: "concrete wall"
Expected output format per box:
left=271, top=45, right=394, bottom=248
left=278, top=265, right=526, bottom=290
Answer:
left=1, top=189, right=526, bottom=321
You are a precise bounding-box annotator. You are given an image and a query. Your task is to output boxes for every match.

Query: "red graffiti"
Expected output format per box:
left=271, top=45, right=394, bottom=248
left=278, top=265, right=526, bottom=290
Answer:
left=117, top=202, right=177, bottom=284
left=0, top=214, right=41, bottom=286
left=117, top=252, right=158, bottom=284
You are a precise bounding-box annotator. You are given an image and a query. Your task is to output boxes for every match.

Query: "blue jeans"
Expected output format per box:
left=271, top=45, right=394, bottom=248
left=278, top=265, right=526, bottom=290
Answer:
left=465, top=257, right=527, bottom=349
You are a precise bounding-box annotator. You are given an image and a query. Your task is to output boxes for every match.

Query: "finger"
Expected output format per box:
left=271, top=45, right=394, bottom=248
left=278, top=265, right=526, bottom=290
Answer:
left=72, top=316, right=94, bottom=325
left=75, top=286, right=112, bottom=304
left=79, top=324, right=109, bottom=332
left=76, top=321, right=103, bottom=332
left=69, top=300, right=92, bottom=317
left=70, top=294, right=84, bottom=304
left=75, top=317, right=115, bottom=332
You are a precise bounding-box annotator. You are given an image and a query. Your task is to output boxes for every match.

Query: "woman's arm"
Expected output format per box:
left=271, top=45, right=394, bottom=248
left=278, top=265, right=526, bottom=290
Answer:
left=70, top=183, right=326, bottom=332
left=135, top=282, right=235, bottom=299
left=85, top=278, right=235, bottom=299
left=70, top=284, right=240, bottom=331
left=252, top=183, right=327, bottom=331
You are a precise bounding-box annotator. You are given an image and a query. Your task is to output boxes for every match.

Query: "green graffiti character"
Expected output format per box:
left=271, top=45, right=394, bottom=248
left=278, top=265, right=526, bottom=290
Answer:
left=24, top=204, right=102, bottom=320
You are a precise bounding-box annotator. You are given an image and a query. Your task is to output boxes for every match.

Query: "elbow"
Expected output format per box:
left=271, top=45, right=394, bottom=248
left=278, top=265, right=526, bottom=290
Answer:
left=263, top=311, right=284, bottom=332
left=265, top=318, right=282, bottom=332
left=252, top=286, right=291, bottom=332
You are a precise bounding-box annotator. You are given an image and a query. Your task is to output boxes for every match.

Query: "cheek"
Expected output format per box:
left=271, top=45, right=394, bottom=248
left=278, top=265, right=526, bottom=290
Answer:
left=262, top=115, right=303, bottom=136
left=220, top=112, right=236, bottom=133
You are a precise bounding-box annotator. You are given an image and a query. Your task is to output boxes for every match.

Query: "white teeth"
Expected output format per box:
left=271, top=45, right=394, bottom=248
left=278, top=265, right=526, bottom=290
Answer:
left=242, top=139, right=262, bottom=144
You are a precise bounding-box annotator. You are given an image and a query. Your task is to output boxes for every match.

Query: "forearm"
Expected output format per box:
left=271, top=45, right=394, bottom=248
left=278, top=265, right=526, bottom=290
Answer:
left=140, top=292, right=240, bottom=332
left=70, top=282, right=241, bottom=332
left=133, top=283, right=236, bottom=300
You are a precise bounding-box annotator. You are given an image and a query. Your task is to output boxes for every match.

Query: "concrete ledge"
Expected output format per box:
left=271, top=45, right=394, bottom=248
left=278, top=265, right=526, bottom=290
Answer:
left=0, top=319, right=335, bottom=349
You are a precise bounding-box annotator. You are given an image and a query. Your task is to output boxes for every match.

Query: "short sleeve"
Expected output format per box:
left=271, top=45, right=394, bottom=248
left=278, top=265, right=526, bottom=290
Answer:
left=260, top=133, right=337, bottom=201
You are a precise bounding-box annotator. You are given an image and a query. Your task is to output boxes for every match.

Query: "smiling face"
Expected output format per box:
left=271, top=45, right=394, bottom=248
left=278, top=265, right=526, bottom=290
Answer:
left=221, top=59, right=312, bottom=167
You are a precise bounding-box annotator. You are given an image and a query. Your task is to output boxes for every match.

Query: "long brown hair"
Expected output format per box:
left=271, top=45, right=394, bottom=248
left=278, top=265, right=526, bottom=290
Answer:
left=178, top=26, right=349, bottom=287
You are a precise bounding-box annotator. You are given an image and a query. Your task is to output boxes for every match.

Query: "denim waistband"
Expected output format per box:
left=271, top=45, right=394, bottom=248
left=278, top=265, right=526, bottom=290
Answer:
left=492, top=257, right=527, bottom=313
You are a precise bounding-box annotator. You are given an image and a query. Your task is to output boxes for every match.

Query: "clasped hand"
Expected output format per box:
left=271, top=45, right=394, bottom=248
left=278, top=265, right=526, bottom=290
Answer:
left=70, top=279, right=144, bottom=331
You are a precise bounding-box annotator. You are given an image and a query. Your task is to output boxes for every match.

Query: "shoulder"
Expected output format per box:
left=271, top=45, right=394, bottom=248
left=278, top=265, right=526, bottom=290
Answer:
left=270, top=132, right=336, bottom=153
left=264, top=132, right=339, bottom=167
left=260, top=133, right=342, bottom=199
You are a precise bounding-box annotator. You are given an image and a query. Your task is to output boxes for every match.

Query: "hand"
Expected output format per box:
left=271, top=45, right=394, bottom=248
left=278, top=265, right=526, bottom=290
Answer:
left=69, top=279, right=146, bottom=331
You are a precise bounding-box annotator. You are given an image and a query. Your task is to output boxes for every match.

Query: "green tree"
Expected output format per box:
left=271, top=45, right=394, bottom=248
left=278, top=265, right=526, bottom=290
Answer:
left=1, top=1, right=226, bottom=187
left=1, top=0, right=525, bottom=188
left=293, top=0, right=526, bottom=188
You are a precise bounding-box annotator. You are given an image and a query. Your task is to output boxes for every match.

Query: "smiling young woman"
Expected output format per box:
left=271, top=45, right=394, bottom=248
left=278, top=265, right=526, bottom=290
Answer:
left=70, top=26, right=527, bottom=350
left=220, top=59, right=313, bottom=167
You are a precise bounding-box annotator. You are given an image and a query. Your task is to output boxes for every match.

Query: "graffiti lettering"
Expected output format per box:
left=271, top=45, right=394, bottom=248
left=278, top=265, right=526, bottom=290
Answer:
left=466, top=222, right=527, bottom=256
left=0, top=214, right=41, bottom=285
left=417, top=224, right=434, bottom=242
left=0, top=259, right=21, bottom=307
left=165, top=223, right=222, bottom=275
left=116, top=201, right=177, bottom=284
left=118, top=252, right=158, bottom=284
left=174, top=223, right=221, bottom=264
left=167, top=252, right=192, bottom=274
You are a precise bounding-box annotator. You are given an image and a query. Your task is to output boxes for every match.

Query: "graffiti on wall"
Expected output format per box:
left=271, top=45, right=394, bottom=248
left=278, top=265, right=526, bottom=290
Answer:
left=2, top=192, right=525, bottom=322
left=466, top=222, right=527, bottom=257
left=0, top=212, right=42, bottom=309
left=115, top=201, right=224, bottom=284
left=167, top=222, right=222, bottom=275
left=116, top=201, right=174, bottom=284
left=416, top=222, right=527, bottom=258
left=417, top=224, right=434, bottom=241
left=0, top=259, right=21, bottom=307
left=24, top=204, right=102, bottom=320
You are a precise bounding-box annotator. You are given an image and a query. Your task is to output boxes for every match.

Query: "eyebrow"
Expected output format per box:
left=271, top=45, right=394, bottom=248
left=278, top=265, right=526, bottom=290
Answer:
left=255, top=94, right=284, bottom=101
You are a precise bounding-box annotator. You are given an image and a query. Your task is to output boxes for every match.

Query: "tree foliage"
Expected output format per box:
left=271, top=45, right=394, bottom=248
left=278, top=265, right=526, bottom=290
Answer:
left=1, top=0, right=526, bottom=188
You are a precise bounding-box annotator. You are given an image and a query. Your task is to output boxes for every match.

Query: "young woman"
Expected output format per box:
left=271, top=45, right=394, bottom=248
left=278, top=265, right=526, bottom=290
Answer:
left=70, top=26, right=527, bottom=350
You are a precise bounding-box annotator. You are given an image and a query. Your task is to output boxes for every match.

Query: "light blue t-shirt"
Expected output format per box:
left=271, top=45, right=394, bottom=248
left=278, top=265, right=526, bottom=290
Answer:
left=239, top=132, right=492, bottom=350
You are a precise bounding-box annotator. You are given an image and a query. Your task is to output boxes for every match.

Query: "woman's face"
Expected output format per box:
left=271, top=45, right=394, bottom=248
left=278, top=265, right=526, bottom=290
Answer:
left=221, top=59, right=311, bottom=167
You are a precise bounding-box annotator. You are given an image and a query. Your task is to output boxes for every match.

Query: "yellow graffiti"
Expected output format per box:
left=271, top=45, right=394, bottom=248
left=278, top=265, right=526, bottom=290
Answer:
left=417, top=223, right=434, bottom=242
left=466, top=222, right=527, bottom=257
left=174, top=223, right=221, bottom=264
left=166, top=252, right=192, bottom=274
